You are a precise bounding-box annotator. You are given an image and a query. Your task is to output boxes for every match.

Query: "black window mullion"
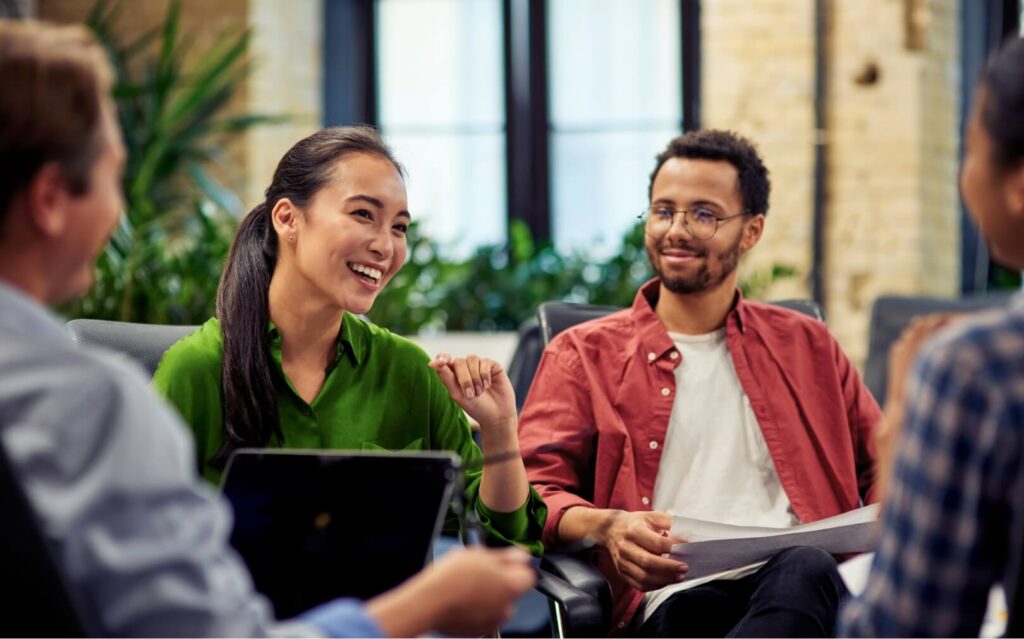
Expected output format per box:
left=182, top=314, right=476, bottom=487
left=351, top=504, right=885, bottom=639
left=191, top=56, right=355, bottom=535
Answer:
left=681, top=0, right=701, bottom=131
left=323, top=0, right=377, bottom=127
left=504, top=0, right=551, bottom=245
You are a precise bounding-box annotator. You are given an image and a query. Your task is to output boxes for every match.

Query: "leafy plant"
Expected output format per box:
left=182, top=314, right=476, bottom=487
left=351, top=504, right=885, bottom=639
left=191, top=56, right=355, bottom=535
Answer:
left=63, top=0, right=282, bottom=324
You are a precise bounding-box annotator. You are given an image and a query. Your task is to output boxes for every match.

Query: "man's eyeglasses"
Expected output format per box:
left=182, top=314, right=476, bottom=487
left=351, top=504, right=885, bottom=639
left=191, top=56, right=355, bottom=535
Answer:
left=638, top=206, right=751, bottom=240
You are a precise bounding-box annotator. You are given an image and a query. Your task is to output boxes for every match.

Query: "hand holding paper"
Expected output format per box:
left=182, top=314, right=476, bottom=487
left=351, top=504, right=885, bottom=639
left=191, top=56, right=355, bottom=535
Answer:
left=667, top=504, right=880, bottom=581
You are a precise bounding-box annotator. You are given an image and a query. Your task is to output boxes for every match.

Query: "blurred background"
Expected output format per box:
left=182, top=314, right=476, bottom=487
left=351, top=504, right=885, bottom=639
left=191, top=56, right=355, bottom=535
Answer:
left=1, top=0, right=1021, bottom=368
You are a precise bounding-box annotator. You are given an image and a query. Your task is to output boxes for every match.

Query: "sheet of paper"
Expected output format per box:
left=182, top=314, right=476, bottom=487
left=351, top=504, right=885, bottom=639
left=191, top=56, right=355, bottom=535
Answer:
left=837, top=551, right=874, bottom=595
left=668, top=504, right=880, bottom=580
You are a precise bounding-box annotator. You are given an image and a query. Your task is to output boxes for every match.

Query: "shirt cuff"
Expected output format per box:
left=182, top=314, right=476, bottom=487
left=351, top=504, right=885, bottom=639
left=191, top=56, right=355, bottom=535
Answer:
left=299, top=598, right=384, bottom=638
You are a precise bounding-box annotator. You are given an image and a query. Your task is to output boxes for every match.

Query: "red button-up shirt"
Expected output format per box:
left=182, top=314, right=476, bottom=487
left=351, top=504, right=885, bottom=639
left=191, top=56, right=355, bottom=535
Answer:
left=519, top=280, right=881, bottom=633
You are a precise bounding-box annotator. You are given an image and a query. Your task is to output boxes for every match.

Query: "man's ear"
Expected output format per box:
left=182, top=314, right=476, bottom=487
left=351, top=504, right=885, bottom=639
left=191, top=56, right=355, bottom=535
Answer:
left=740, top=214, right=765, bottom=253
left=24, top=163, right=70, bottom=238
left=1007, top=160, right=1024, bottom=221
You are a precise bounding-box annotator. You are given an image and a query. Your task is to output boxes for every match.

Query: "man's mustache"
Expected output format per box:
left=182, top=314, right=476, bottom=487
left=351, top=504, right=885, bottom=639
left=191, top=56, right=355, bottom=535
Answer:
left=656, top=240, right=708, bottom=258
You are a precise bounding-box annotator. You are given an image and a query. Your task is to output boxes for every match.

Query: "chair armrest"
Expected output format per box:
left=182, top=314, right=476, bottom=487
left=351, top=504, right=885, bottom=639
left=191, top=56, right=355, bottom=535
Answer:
left=534, top=569, right=606, bottom=638
left=541, top=551, right=612, bottom=634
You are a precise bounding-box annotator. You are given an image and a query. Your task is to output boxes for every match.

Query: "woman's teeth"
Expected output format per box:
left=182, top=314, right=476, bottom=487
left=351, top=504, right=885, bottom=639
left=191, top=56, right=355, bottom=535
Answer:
left=349, top=262, right=383, bottom=281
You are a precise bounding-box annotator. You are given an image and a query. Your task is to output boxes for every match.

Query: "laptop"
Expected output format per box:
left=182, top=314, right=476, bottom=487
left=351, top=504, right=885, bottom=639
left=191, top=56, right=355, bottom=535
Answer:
left=220, top=449, right=461, bottom=618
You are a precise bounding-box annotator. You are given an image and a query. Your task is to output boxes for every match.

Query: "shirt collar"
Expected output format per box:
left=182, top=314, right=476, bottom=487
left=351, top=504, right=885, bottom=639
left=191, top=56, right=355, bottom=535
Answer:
left=630, top=278, right=748, bottom=357
left=266, top=312, right=365, bottom=368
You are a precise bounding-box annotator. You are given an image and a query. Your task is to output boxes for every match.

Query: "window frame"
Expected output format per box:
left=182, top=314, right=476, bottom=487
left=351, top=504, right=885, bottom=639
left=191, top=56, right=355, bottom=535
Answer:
left=323, top=0, right=701, bottom=248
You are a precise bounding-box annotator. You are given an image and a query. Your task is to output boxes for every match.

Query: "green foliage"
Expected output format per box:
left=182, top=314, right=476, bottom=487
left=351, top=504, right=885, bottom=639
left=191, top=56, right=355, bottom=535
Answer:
left=369, top=220, right=796, bottom=334
left=63, top=0, right=281, bottom=323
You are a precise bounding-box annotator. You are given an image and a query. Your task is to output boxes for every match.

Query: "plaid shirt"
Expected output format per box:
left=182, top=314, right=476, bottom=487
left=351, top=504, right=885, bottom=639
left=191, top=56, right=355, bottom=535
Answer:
left=840, top=297, right=1024, bottom=637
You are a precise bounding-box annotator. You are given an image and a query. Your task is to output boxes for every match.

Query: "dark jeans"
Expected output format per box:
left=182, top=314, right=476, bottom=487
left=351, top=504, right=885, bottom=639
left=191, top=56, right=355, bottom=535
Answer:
left=636, top=546, right=848, bottom=638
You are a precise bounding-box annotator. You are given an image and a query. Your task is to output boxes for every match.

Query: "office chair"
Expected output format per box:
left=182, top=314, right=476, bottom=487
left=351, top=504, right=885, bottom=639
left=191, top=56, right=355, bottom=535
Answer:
left=66, top=319, right=198, bottom=376
left=532, top=297, right=827, bottom=635
left=862, top=293, right=1011, bottom=402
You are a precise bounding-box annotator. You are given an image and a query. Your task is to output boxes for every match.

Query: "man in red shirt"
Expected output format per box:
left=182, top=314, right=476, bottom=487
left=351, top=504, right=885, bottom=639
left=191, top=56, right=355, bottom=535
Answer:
left=518, top=130, right=880, bottom=637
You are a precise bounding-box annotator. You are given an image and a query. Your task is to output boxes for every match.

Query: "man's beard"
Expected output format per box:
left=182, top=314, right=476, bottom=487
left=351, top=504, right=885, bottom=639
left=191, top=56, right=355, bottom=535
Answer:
left=647, top=233, right=743, bottom=294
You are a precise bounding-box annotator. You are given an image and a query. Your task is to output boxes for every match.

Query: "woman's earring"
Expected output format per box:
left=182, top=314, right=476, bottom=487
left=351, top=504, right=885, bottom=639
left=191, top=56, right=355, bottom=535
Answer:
left=288, top=233, right=295, bottom=242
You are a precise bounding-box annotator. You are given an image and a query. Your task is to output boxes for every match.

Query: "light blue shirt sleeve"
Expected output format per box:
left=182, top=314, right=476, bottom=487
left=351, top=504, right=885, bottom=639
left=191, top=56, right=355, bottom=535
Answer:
left=300, top=599, right=383, bottom=638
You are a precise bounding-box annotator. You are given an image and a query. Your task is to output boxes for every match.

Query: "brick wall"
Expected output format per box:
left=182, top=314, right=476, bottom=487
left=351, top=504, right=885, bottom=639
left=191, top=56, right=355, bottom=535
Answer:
left=702, top=0, right=961, bottom=366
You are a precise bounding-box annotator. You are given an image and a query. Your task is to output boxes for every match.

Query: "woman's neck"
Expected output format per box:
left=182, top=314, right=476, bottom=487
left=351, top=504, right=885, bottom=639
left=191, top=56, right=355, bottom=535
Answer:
left=267, top=270, right=343, bottom=367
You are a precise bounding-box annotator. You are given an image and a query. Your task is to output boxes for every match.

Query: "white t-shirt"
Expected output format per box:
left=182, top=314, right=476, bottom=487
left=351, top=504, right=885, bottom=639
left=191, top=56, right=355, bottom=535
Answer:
left=643, top=329, right=798, bottom=620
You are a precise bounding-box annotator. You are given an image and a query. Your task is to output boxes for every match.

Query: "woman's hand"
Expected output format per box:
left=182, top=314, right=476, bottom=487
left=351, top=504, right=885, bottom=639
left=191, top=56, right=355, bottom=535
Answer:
left=429, top=353, right=517, bottom=435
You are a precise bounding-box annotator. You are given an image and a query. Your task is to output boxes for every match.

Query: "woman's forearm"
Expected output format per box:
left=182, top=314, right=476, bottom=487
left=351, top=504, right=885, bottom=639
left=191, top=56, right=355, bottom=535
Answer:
left=477, top=417, right=530, bottom=512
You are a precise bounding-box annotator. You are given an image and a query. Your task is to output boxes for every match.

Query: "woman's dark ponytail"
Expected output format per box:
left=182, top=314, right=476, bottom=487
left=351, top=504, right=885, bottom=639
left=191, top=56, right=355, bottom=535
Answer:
left=212, top=125, right=403, bottom=466
left=212, top=202, right=280, bottom=466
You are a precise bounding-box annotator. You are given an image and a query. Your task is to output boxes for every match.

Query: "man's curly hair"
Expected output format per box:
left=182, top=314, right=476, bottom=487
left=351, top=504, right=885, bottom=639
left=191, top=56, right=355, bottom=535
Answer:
left=648, top=129, right=771, bottom=216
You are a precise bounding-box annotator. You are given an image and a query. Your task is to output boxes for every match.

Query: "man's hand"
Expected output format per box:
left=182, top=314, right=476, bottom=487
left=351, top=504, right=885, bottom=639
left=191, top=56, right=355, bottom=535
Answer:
left=561, top=507, right=687, bottom=592
left=367, top=546, right=535, bottom=637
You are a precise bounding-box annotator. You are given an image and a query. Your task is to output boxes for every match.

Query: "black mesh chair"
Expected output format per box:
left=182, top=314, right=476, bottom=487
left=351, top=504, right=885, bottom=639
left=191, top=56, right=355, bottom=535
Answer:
left=532, top=297, right=826, bottom=635
left=862, top=293, right=1012, bottom=402
left=0, top=441, right=85, bottom=637
left=66, top=319, right=198, bottom=377
left=508, top=318, right=544, bottom=413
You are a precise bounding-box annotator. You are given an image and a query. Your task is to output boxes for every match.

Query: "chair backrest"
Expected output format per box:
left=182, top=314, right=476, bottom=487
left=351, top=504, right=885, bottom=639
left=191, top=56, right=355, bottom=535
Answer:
left=0, top=441, right=85, bottom=637
left=66, top=319, right=198, bottom=378
left=863, top=294, right=1012, bottom=402
left=537, top=298, right=826, bottom=345
left=507, top=317, right=543, bottom=413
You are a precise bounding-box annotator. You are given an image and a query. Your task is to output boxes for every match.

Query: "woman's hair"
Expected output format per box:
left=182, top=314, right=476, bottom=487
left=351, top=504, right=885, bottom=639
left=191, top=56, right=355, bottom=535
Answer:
left=213, top=126, right=403, bottom=466
left=979, top=36, right=1024, bottom=170
left=0, top=20, right=113, bottom=224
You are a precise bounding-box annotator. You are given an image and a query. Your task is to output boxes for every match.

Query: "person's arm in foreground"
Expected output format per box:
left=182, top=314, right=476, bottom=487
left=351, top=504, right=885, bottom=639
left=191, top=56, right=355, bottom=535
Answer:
left=839, top=329, right=1016, bottom=637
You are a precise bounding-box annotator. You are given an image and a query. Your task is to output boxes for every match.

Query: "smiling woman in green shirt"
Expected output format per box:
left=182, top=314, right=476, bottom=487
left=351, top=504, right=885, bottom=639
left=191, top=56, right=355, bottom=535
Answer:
left=153, top=126, right=544, bottom=552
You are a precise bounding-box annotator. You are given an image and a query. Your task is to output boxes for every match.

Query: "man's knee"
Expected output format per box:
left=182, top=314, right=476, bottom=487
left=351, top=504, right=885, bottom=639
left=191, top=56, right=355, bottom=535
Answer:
left=763, top=546, right=842, bottom=593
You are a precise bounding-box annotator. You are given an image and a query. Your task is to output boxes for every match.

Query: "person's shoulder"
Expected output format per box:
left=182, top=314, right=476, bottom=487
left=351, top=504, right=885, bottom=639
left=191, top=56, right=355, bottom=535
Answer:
left=154, top=318, right=223, bottom=380
left=920, top=305, right=1024, bottom=381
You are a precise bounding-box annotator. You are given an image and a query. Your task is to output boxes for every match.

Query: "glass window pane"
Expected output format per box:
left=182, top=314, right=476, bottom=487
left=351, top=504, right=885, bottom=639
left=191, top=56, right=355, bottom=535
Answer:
left=386, top=132, right=507, bottom=250
left=548, top=0, right=682, bottom=255
left=551, top=130, right=679, bottom=256
left=548, top=0, right=681, bottom=128
left=377, top=0, right=506, bottom=255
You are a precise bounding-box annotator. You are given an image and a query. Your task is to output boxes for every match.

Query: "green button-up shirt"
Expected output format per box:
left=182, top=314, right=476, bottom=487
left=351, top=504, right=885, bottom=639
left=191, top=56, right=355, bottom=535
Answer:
left=153, top=314, right=545, bottom=553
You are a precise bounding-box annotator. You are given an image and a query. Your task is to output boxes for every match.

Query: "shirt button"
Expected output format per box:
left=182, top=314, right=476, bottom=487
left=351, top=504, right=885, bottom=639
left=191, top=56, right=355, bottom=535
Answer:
left=641, top=496, right=650, bottom=506
left=647, top=352, right=656, bottom=362
left=302, top=407, right=313, bottom=417
left=649, top=440, right=659, bottom=450
left=661, top=387, right=671, bottom=396
left=670, top=351, right=679, bottom=360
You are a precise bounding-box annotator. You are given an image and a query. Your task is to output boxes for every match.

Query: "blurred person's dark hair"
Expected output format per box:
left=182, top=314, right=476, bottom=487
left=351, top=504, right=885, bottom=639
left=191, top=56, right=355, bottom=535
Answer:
left=979, top=36, right=1024, bottom=170
left=649, top=129, right=771, bottom=216
left=214, top=125, right=404, bottom=467
left=0, top=20, right=113, bottom=222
